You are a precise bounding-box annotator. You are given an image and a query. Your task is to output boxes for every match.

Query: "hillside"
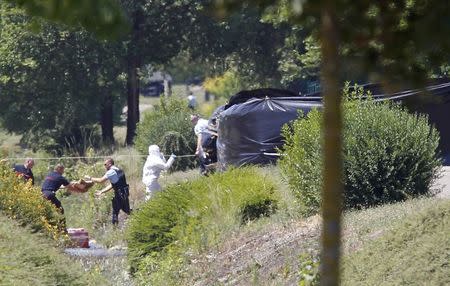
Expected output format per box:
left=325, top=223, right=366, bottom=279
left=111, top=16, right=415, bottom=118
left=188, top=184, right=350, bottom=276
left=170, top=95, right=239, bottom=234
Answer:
left=0, top=214, right=107, bottom=286
left=179, top=196, right=447, bottom=285
left=342, top=199, right=450, bottom=285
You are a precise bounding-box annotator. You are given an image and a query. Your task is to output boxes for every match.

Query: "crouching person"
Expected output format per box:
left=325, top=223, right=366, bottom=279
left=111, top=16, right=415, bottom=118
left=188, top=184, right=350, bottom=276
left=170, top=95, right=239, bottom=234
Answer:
left=142, top=145, right=176, bottom=201
left=87, top=158, right=131, bottom=225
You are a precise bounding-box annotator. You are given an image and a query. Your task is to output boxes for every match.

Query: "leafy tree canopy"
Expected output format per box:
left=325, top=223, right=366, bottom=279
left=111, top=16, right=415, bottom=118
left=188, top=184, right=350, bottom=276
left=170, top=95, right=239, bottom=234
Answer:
left=6, top=0, right=128, bottom=38
left=0, top=3, right=126, bottom=153
left=214, top=0, right=450, bottom=86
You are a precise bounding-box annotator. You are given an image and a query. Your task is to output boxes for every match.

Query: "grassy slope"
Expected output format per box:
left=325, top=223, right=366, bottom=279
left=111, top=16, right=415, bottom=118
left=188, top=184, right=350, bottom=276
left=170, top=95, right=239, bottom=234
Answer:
left=0, top=215, right=108, bottom=286
left=180, top=194, right=447, bottom=285
left=342, top=199, right=450, bottom=285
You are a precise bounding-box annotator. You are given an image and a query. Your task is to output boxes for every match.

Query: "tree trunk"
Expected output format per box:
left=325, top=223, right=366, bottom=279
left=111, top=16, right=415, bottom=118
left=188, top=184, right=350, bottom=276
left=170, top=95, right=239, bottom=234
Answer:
left=125, top=11, right=143, bottom=146
left=320, top=3, right=343, bottom=286
left=125, top=54, right=140, bottom=145
left=100, top=92, right=114, bottom=144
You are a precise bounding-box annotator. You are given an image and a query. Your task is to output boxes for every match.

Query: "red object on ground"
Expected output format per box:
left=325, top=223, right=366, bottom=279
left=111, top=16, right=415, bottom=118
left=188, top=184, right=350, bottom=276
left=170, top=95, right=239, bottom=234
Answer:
left=67, top=228, right=89, bottom=248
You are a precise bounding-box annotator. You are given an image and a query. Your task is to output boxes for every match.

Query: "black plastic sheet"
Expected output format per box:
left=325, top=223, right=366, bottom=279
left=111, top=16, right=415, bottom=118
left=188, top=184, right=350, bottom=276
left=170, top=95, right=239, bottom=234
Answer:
left=216, top=80, right=450, bottom=168
left=217, top=89, right=322, bottom=168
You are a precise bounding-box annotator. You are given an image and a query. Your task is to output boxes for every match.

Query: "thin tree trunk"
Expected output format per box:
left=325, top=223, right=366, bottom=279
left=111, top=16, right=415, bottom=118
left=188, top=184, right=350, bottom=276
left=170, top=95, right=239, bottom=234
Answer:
left=100, top=92, right=114, bottom=144
left=320, top=3, right=343, bottom=286
left=125, top=11, right=143, bottom=146
left=125, top=54, right=140, bottom=145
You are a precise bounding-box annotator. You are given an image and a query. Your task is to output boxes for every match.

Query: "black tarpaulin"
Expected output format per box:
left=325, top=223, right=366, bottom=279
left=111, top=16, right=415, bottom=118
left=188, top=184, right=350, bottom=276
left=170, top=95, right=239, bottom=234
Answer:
left=217, top=89, right=322, bottom=168
left=216, top=80, right=450, bottom=168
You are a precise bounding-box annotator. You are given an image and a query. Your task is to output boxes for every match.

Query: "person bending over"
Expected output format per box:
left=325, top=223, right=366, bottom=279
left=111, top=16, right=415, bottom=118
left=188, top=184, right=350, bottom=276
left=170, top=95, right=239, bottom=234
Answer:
left=41, top=163, right=77, bottom=214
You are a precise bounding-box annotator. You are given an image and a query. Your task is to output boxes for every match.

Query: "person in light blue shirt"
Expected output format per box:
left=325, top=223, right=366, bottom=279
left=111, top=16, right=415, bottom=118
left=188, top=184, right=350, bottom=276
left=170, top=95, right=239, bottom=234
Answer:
left=88, top=158, right=131, bottom=225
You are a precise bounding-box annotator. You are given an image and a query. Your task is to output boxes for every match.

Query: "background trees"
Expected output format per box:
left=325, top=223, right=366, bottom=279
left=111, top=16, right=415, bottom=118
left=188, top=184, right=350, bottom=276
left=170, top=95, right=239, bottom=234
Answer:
left=0, top=3, right=126, bottom=154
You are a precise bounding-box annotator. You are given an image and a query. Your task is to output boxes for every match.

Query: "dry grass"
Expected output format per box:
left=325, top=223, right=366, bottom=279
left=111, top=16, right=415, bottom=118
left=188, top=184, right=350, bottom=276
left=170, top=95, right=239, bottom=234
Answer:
left=0, top=129, right=22, bottom=156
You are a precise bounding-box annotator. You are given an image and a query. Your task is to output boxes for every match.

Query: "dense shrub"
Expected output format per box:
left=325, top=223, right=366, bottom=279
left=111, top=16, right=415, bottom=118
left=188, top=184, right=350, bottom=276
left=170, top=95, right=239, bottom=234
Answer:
left=279, top=86, right=442, bottom=215
left=126, top=167, right=278, bottom=281
left=0, top=162, right=65, bottom=239
left=134, top=97, right=196, bottom=171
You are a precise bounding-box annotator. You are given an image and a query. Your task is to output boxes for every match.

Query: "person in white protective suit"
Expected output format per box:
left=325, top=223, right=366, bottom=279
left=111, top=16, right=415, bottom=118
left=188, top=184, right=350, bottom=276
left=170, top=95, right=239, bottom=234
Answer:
left=142, top=145, right=176, bottom=201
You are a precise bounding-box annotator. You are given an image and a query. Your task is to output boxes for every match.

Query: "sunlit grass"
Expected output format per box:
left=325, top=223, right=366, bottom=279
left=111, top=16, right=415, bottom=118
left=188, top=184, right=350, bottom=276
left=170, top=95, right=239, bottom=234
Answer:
left=0, top=214, right=107, bottom=286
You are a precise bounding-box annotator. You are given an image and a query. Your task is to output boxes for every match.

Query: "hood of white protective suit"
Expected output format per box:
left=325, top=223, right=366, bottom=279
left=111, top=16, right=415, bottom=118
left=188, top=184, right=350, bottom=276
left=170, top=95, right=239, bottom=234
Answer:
left=148, top=145, right=160, bottom=156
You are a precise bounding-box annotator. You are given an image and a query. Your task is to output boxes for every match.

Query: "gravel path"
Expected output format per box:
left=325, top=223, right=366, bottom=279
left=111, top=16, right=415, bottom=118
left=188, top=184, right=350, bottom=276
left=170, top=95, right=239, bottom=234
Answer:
left=433, top=167, right=450, bottom=199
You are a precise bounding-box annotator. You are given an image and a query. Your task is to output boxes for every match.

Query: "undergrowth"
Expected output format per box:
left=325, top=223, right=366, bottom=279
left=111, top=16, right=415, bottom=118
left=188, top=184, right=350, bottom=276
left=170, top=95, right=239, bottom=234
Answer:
left=127, top=166, right=278, bottom=285
left=280, top=84, right=441, bottom=215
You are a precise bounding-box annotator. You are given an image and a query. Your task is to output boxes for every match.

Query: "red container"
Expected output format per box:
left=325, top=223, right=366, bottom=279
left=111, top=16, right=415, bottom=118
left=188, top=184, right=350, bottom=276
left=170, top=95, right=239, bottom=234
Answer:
left=67, top=228, right=89, bottom=248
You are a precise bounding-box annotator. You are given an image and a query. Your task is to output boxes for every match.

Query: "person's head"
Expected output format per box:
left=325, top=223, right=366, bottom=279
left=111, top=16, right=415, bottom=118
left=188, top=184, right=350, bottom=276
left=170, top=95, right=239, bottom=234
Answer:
left=190, top=114, right=199, bottom=125
left=148, top=145, right=163, bottom=159
left=103, top=158, right=114, bottom=170
left=24, top=158, right=34, bottom=169
left=55, top=163, right=65, bottom=174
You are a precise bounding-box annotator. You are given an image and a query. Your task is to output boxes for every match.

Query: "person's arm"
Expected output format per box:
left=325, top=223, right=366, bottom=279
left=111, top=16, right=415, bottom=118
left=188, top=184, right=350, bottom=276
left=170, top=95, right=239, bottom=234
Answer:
left=61, top=177, right=78, bottom=192
left=87, top=175, right=109, bottom=184
left=96, top=184, right=113, bottom=196
left=195, top=134, right=203, bottom=155
left=164, top=154, right=176, bottom=169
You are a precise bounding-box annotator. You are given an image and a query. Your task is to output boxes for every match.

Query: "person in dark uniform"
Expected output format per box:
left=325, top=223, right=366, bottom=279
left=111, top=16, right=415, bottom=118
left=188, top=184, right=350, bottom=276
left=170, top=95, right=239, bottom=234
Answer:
left=41, top=163, right=77, bottom=214
left=87, top=158, right=131, bottom=225
left=13, top=158, right=35, bottom=185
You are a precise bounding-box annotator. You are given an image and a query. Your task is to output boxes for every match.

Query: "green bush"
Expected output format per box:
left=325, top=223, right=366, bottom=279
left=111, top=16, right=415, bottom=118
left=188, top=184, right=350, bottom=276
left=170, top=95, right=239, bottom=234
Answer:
left=126, top=167, right=278, bottom=280
left=134, top=97, right=196, bottom=171
left=0, top=162, right=65, bottom=239
left=279, top=85, right=442, bottom=215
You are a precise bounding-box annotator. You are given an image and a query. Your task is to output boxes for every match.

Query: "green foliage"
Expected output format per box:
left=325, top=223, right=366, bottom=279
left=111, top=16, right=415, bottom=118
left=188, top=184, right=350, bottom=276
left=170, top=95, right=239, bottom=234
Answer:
left=342, top=199, right=450, bottom=285
left=0, top=162, right=65, bottom=239
left=126, top=167, right=278, bottom=281
left=6, top=0, right=127, bottom=39
left=0, top=3, right=126, bottom=152
left=214, top=0, right=450, bottom=84
left=279, top=108, right=322, bottom=215
left=203, top=70, right=244, bottom=99
left=279, top=86, right=442, bottom=215
left=134, top=97, right=196, bottom=171
left=298, top=253, right=320, bottom=286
